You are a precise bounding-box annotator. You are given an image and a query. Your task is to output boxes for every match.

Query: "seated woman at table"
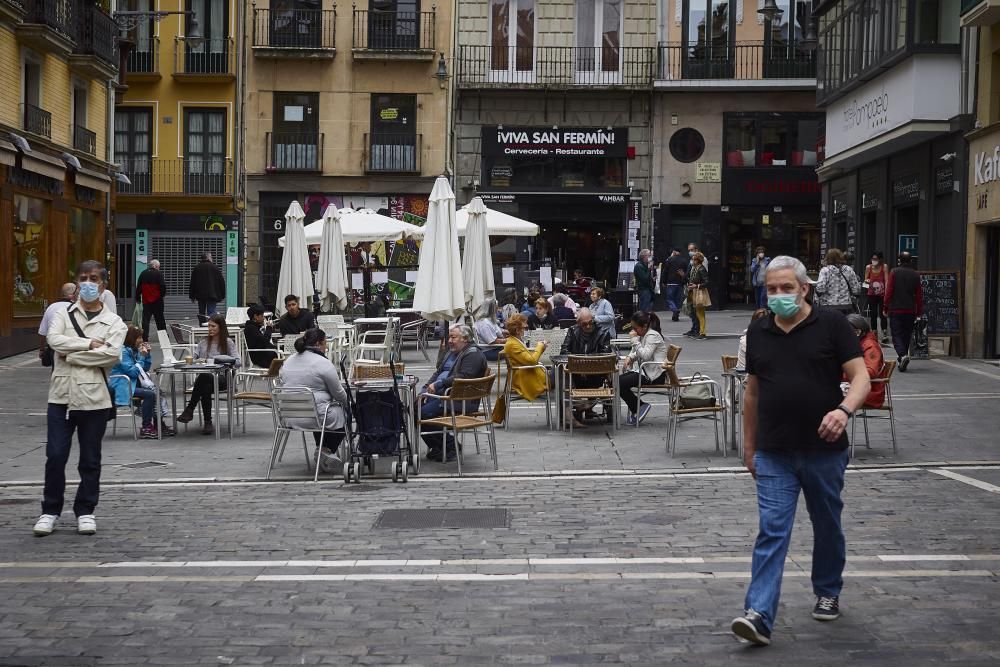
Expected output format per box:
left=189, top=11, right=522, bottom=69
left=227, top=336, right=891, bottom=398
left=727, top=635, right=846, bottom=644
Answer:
left=279, top=328, right=350, bottom=473
left=473, top=299, right=507, bottom=362
left=109, top=326, right=175, bottom=439
left=177, top=314, right=241, bottom=435
left=521, top=289, right=541, bottom=316
left=736, top=309, right=769, bottom=370
left=551, top=293, right=575, bottom=322
left=846, top=313, right=887, bottom=409
left=502, top=313, right=549, bottom=402
left=528, top=298, right=557, bottom=330
left=619, top=311, right=669, bottom=425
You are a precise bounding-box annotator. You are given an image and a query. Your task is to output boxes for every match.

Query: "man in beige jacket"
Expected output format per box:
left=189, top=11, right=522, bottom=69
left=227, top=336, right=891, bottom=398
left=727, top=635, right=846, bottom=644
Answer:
left=33, top=260, right=127, bottom=537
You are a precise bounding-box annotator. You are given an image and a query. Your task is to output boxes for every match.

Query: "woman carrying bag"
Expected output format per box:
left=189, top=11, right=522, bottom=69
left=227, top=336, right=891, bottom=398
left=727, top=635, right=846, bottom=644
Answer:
left=815, top=248, right=862, bottom=315
left=686, top=252, right=711, bottom=340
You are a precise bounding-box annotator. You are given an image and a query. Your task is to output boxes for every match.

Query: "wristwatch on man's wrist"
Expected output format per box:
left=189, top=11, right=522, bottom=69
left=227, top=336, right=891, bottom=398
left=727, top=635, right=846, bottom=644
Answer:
left=836, top=404, right=853, bottom=418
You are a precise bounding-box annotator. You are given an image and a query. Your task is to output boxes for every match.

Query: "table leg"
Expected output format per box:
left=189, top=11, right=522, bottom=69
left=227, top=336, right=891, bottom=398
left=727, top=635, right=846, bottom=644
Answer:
left=729, top=378, right=737, bottom=452
left=213, top=372, right=220, bottom=441
left=170, top=375, right=178, bottom=433
left=154, top=380, right=161, bottom=440
left=228, top=369, right=235, bottom=440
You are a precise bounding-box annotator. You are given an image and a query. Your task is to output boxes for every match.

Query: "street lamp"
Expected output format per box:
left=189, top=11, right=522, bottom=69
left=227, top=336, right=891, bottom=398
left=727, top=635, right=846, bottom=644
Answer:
left=758, top=0, right=784, bottom=23
left=113, top=10, right=204, bottom=49
left=799, top=18, right=818, bottom=52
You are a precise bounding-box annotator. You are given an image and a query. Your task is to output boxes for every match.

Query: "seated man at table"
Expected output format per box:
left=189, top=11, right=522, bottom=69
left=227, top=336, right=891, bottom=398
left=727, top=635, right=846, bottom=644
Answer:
left=420, top=325, right=489, bottom=463
left=243, top=304, right=278, bottom=368
left=276, top=294, right=315, bottom=336
left=560, top=307, right=613, bottom=427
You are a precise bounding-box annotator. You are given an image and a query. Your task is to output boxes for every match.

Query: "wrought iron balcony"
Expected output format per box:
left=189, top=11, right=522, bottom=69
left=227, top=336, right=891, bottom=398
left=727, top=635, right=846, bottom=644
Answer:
left=71, top=2, right=117, bottom=76
left=173, top=37, right=235, bottom=77
left=117, top=157, right=234, bottom=196
left=365, top=133, right=420, bottom=174
left=656, top=41, right=816, bottom=85
left=352, top=9, right=434, bottom=57
left=1, top=0, right=26, bottom=22
left=126, top=36, right=159, bottom=74
left=73, top=124, right=96, bottom=155
left=24, top=0, right=74, bottom=37
left=22, top=103, right=52, bottom=139
left=457, top=45, right=655, bottom=89
left=252, top=8, right=336, bottom=55
left=265, top=132, right=324, bottom=172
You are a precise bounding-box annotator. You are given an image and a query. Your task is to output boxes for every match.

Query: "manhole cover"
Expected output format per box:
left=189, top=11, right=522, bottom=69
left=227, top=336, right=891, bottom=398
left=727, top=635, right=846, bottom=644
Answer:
left=0, top=498, right=35, bottom=506
left=339, top=484, right=381, bottom=492
left=374, top=508, right=510, bottom=529
left=118, top=461, right=169, bottom=469
left=633, top=513, right=686, bottom=526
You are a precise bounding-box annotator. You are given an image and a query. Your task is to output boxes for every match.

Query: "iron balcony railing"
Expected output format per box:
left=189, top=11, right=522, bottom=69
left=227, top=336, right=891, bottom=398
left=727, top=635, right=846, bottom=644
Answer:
left=365, top=133, right=420, bottom=173
left=174, top=37, right=235, bottom=75
left=74, top=2, right=117, bottom=67
left=252, top=7, right=336, bottom=49
left=3, top=0, right=26, bottom=14
left=117, top=157, right=234, bottom=196
left=126, top=36, right=159, bottom=73
left=22, top=103, right=51, bottom=138
left=657, top=41, right=816, bottom=81
left=73, top=124, right=96, bottom=155
left=266, top=132, right=323, bottom=172
left=457, top=45, right=655, bottom=88
left=25, top=0, right=74, bottom=39
left=352, top=9, right=434, bottom=52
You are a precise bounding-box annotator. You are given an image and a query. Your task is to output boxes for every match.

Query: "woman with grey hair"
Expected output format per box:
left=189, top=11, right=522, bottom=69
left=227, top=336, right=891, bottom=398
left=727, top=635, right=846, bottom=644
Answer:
left=473, top=299, right=506, bottom=361
left=551, top=293, right=575, bottom=321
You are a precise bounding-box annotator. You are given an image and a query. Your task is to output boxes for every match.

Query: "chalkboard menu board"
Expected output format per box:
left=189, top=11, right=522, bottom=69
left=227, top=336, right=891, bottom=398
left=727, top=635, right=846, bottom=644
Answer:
left=919, top=271, right=961, bottom=336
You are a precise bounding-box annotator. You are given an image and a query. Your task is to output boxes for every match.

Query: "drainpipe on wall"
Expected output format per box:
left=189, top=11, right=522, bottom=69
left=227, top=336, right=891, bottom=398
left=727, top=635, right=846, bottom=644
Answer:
left=106, top=78, right=115, bottom=282
left=236, top=0, right=247, bottom=305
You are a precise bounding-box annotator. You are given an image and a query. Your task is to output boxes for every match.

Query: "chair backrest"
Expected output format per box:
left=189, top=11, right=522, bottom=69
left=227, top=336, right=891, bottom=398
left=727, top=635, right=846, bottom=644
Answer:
left=225, top=307, right=245, bottom=325
left=532, top=329, right=567, bottom=366
left=666, top=344, right=682, bottom=365
left=448, top=373, right=496, bottom=402
left=169, top=322, right=190, bottom=345
left=721, top=355, right=738, bottom=372
left=566, top=354, right=617, bottom=375
left=875, top=359, right=897, bottom=384
left=271, top=386, right=320, bottom=427
left=557, top=319, right=576, bottom=329
left=351, top=363, right=403, bottom=381
left=663, top=363, right=681, bottom=388
left=317, top=314, right=345, bottom=326
left=278, top=335, right=299, bottom=353
left=265, top=357, right=284, bottom=378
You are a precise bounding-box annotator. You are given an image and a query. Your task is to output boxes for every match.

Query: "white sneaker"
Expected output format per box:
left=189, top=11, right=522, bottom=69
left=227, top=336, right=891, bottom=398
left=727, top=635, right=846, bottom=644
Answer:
left=314, top=447, right=342, bottom=474
left=77, top=515, right=97, bottom=535
left=33, top=514, right=58, bottom=537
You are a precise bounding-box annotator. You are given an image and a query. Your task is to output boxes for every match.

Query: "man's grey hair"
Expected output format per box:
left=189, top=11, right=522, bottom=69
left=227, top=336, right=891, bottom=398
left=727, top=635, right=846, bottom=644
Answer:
left=449, top=324, right=475, bottom=343
left=60, top=283, right=77, bottom=298
left=552, top=293, right=567, bottom=306
left=76, top=260, right=108, bottom=284
left=149, top=259, right=160, bottom=270
left=765, top=255, right=810, bottom=286
left=576, top=307, right=594, bottom=321
left=639, top=248, right=651, bottom=261
left=201, top=252, right=213, bottom=262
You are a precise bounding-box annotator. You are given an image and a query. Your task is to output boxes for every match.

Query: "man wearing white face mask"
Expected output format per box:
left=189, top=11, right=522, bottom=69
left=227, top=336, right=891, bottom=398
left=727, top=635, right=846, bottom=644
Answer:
left=33, top=260, right=127, bottom=538
left=730, top=255, right=870, bottom=647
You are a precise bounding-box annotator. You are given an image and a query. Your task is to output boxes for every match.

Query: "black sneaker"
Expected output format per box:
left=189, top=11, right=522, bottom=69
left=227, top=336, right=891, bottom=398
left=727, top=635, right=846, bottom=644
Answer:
left=731, top=610, right=771, bottom=646
left=671, top=312, right=680, bottom=322
left=812, top=596, right=840, bottom=621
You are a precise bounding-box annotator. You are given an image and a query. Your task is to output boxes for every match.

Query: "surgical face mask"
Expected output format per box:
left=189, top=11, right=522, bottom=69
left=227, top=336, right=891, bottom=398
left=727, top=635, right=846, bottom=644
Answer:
left=768, top=293, right=801, bottom=318
left=78, top=281, right=100, bottom=303
left=688, top=251, right=695, bottom=257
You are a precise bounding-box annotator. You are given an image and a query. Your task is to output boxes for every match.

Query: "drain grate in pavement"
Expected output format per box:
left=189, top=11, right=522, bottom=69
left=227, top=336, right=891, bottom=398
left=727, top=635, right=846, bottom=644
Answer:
left=0, top=498, right=35, bottom=506
left=118, top=461, right=169, bottom=469
left=374, top=508, right=510, bottom=529
left=633, top=513, right=686, bottom=526
left=339, top=484, right=381, bottom=492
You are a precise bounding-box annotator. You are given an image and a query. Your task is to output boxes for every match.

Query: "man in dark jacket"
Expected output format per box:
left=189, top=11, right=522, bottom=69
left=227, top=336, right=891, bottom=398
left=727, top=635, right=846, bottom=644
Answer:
left=662, top=249, right=688, bottom=321
left=560, top=307, right=613, bottom=426
left=243, top=304, right=278, bottom=368
left=275, top=294, right=316, bottom=335
left=420, top=325, right=489, bottom=462
left=188, top=253, right=226, bottom=324
left=136, top=259, right=167, bottom=340
left=634, top=249, right=654, bottom=313
left=883, top=251, right=923, bottom=372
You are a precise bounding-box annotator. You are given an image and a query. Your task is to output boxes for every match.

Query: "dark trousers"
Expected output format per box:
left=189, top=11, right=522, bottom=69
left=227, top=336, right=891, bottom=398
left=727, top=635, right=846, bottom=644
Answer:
left=866, top=296, right=887, bottom=335
left=619, top=370, right=665, bottom=414
left=638, top=289, right=653, bottom=313
left=889, top=313, right=916, bottom=359
left=313, top=431, right=345, bottom=452
left=186, top=373, right=227, bottom=421
left=141, top=299, right=167, bottom=340
left=197, top=300, right=218, bottom=325
left=43, top=404, right=106, bottom=517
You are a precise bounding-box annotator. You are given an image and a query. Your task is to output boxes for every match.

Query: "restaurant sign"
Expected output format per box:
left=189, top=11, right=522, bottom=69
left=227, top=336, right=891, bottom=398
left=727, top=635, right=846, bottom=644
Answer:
left=482, top=126, right=629, bottom=158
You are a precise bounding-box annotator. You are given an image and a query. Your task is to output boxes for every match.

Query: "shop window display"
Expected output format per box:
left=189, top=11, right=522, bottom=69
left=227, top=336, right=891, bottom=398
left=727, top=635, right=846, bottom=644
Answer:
left=13, top=195, right=47, bottom=318
left=724, top=118, right=756, bottom=167
left=68, top=208, right=102, bottom=283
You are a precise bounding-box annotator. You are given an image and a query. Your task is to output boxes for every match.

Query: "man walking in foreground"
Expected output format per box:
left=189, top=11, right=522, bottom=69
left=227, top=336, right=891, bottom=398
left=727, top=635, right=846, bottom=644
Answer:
left=188, top=252, right=226, bottom=324
left=883, top=251, right=923, bottom=372
left=34, top=260, right=127, bottom=537
left=731, top=256, right=870, bottom=646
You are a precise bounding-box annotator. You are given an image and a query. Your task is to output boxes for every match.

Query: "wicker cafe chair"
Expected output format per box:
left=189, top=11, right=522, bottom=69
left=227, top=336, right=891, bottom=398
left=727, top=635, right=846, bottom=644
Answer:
left=632, top=344, right=683, bottom=429
left=418, top=374, right=498, bottom=475
left=267, top=385, right=352, bottom=482
left=563, top=354, right=619, bottom=433
left=350, top=362, right=403, bottom=382
left=851, top=359, right=898, bottom=457
left=662, top=364, right=726, bottom=457
left=498, top=351, right=553, bottom=431
left=233, top=357, right=284, bottom=434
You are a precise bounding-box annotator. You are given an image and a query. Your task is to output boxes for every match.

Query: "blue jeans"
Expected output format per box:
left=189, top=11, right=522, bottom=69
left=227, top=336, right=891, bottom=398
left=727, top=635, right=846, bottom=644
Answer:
left=744, top=449, right=849, bottom=632
left=637, top=289, right=653, bottom=313
left=43, top=404, right=107, bottom=517
left=754, top=285, right=768, bottom=310
left=665, top=284, right=685, bottom=313
left=197, top=300, right=218, bottom=325
left=133, top=386, right=156, bottom=426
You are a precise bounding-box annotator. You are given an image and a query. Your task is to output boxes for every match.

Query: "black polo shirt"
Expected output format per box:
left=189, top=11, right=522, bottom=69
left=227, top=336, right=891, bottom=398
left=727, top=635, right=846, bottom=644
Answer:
left=746, top=307, right=861, bottom=453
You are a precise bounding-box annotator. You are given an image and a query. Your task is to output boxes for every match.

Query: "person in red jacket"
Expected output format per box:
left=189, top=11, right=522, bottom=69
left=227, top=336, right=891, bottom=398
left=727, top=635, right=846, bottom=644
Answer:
left=846, top=314, right=885, bottom=408
left=882, top=252, right=923, bottom=372
left=135, top=259, right=167, bottom=341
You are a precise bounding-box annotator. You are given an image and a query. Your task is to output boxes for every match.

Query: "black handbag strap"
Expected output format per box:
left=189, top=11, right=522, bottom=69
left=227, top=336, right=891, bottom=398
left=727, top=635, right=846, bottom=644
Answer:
left=835, top=266, right=853, bottom=293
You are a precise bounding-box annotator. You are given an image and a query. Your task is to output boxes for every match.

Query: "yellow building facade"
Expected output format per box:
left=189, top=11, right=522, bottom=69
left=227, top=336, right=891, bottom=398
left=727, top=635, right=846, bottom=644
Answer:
left=114, top=0, right=241, bottom=318
left=1, top=0, right=117, bottom=357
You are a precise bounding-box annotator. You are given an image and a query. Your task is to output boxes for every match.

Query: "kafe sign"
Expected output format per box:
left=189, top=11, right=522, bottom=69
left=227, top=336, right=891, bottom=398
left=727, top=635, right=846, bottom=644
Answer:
left=973, top=144, right=1000, bottom=186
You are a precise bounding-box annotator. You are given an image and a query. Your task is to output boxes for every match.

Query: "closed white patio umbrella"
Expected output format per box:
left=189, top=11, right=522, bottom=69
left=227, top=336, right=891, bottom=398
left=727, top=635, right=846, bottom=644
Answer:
left=275, top=201, right=314, bottom=317
left=279, top=208, right=424, bottom=246
left=461, top=197, right=495, bottom=317
left=413, top=176, right=464, bottom=322
left=456, top=204, right=539, bottom=237
left=316, top=205, right=348, bottom=312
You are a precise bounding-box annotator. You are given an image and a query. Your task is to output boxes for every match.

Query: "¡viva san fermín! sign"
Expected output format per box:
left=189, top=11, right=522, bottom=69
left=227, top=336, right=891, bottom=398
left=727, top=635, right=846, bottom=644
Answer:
left=483, top=126, right=628, bottom=157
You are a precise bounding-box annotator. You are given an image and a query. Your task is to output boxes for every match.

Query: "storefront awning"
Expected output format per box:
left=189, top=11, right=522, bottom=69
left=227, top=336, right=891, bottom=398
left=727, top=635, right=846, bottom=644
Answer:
left=21, top=152, right=66, bottom=180
left=0, top=139, right=15, bottom=167
left=74, top=167, right=111, bottom=192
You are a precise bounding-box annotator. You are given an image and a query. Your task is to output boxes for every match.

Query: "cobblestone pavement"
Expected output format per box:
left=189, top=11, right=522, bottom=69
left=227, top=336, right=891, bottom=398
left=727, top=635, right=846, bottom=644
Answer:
left=2, top=311, right=999, bottom=484
left=1, top=466, right=999, bottom=665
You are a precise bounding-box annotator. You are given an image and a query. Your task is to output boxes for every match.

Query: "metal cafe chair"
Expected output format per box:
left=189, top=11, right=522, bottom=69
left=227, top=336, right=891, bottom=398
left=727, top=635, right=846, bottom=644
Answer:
left=497, top=350, right=553, bottom=431
left=108, top=373, right=140, bottom=439
left=851, top=360, right=898, bottom=457
left=662, top=364, right=726, bottom=458
left=563, top=354, right=620, bottom=434
left=632, top=344, right=683, bottom=429
left=267, top=385, right=352, bottom=482
left=418, top=374, right=498, bottom=475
